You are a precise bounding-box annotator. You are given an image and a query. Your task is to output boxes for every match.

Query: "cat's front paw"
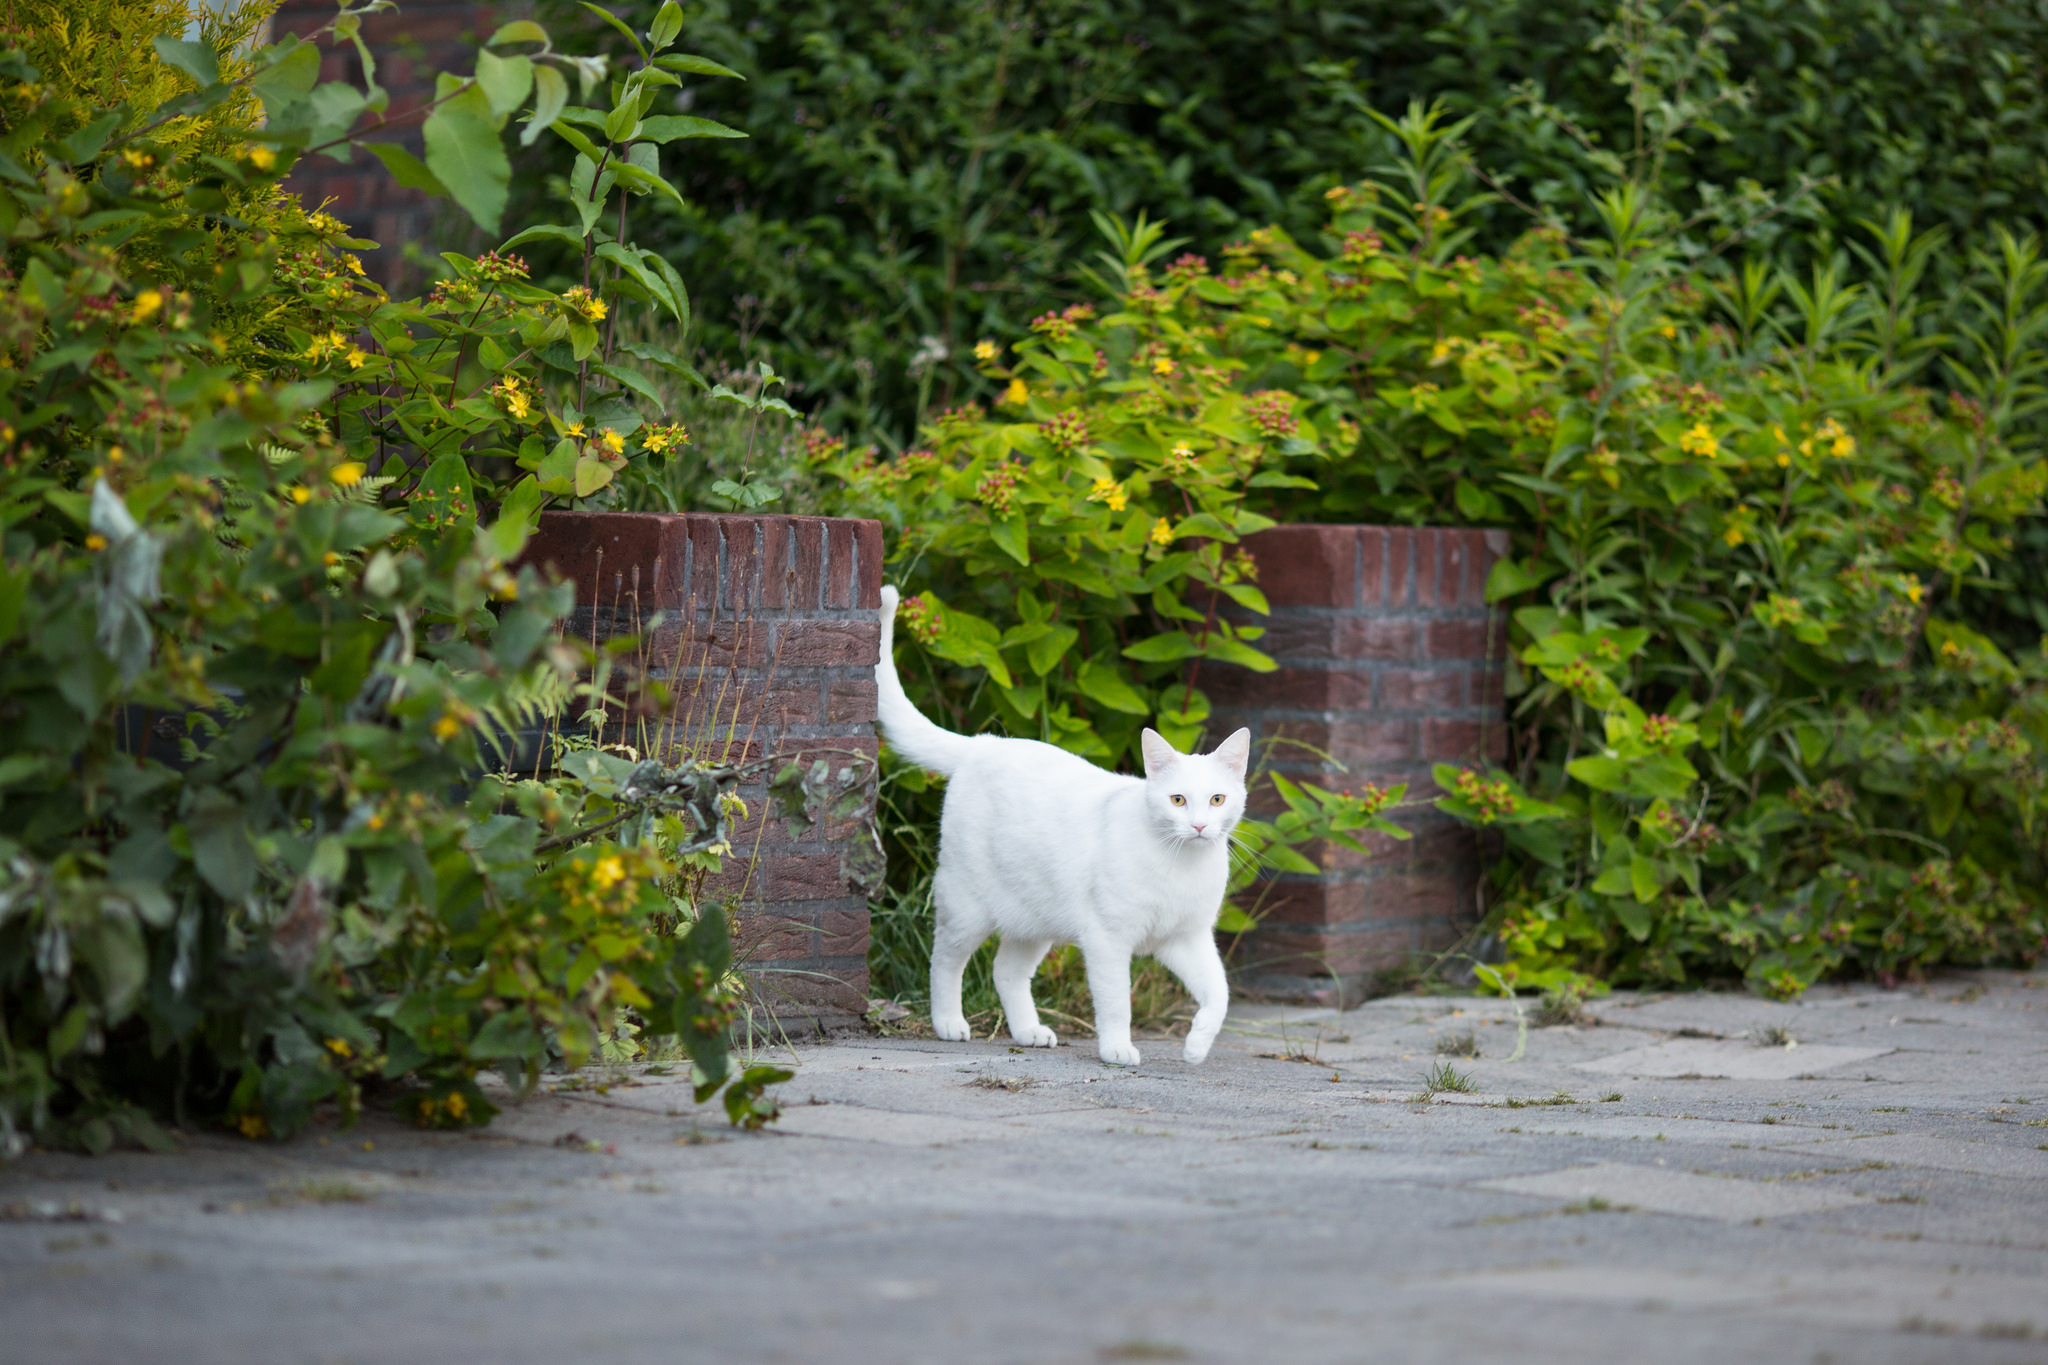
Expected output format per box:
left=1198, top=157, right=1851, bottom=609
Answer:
left=1012, top=1023, right=1058, bottom=1048
left=1098, top=1040, right=1142, bottom=1067
left=933, top=1014, right=973, bottom=1042
left=1182, top=1036, right=1213, bottom=1065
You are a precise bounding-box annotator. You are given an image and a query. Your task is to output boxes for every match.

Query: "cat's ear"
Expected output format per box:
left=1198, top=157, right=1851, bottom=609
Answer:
left=1210, top=727, right=1251, bottom=778
left=1140, top=727, right=1181, bottom=777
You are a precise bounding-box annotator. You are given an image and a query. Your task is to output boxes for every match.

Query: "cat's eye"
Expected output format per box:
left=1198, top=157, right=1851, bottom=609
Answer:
left=1169, top=794, right=1186, bottom=806
left=1209, top=793, right=1226, bottom=806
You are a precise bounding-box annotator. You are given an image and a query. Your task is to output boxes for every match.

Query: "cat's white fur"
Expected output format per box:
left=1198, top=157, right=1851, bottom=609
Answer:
left=875, top=585, right=1246, bottom=1066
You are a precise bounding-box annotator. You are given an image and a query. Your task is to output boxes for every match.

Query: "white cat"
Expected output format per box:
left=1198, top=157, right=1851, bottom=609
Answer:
left=875, top=585, right=1247, bottom=1066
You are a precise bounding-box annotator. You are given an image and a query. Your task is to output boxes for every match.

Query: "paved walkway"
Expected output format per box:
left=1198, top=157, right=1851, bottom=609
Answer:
left=4, top=971, right=2047, bottom=1364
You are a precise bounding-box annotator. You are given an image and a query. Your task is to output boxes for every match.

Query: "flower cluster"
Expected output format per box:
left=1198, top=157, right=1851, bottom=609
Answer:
left=640, top=423, right=690, bottom=454
left=1163, top=253, right=1210, bottom=282
left=492, top=373, right=534, bottom=421
left=1247, top=390, right=1298, bottom=441
left=1929, top=467, right=1964, bottom=510
left=1148, top=516, right=1175, bottom=546
left=472, top=250, right=529, bottom=283
left=1087, top=476, right=1127, bottom=512
left=1028, top=303, right=1094, bottom=342
left=1162, top=440, right=1199, bottom=476
left=976, top=462, right=1022, bottom=513
left=1452, top=769, right=1517, bottom=823
left=1758, top=594, right=1806, bottom=628
left=1039, top=408, right=1091, bottom=452
left=897, top=591, right=943, bottom=646
left=1799, top=416, right=1856, bottom=460
left=1678, top=422, right=1720, bottom=461
left=561, top=285, right=608, bottom=323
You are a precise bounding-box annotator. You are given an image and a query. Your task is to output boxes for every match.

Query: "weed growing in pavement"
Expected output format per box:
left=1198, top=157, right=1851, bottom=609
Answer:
left=1421, top=1061, right=1479, bottom=1096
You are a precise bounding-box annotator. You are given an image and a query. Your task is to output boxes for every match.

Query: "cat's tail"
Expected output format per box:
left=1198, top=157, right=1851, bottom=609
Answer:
left=876, top=585, right=977, bottom=777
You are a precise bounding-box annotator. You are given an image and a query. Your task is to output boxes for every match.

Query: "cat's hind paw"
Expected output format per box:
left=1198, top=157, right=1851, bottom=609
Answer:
left=1011, top=1023, right=1058, bottom=1048
left=1098, top=1040, right=1142, bottom=1067
left=933, top=1014, right=974, bottom=1042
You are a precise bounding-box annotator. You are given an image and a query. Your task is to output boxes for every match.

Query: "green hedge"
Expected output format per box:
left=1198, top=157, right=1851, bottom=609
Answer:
left=538, top=0, right=2048, bottom=442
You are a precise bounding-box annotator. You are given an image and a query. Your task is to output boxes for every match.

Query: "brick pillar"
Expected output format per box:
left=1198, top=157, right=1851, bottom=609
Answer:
left=518, top=511, right=882, bottom=1031
left=1205, top=525, right=1510, bottom=1006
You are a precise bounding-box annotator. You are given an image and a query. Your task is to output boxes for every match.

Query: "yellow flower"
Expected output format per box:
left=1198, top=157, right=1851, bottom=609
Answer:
left=598, top=428, right=626, bottom=455
left=330, top=462, right=365, bottom=487
left=1430, top=339, right=1455, bottom=365
left=1771, top=424, right=1787, bottom=442
left=290, top=486, right=311, bottom=504
left=84, top=533, right=108, bottom=551
left=324, top=1037, right=353, bottom=1059
left=343, top=254, right=365, bottom=277
left=591, top=855, right=627, bottom=891
left=131, top=288, right=163, bottom=323
left=322, top=552, right=340, bottom=566
left=1149, top=517, right=1174, bottom=546
left=1659, top=323, right=1677, bottom=339
left=1324, top=184, right=1351, bottom=201
left=1722, top=524, right=1745, bottom=546
left=344, top=345, right=369, bottom=369
left=1151, top=356, right=1175, bottom=378
left=1831, top=434, right=1856, bottom=459
left=564, top=421, right=586, bottom=438
left=1776, top=453, right=1791, bottom=468
left=1171, top=442, right=1194, bottom=460
left=1902, top=576, right=1923, bottom=604
left=1679, top=423, right=1720, bottom=460
left=367, top=813, right=386, bottom=831
left=973, top=339, right=998, bottom=363
left=444, top=1092, right=468, bottom=1119
left=235, top=1113, right=269, bottom=1139
left=1002, top=377, right=1029, bottom=407
left=105, top=446, right=124, bottom=464
left=1087, top=476, right=1127, bottom=512
left=433, top=711, right=463, bottom=741
left=246, top=145, right=276, bottom=171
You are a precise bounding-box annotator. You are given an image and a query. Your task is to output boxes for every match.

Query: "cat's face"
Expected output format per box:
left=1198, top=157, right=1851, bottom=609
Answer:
left=1139, top=727, right=1252, bottom=848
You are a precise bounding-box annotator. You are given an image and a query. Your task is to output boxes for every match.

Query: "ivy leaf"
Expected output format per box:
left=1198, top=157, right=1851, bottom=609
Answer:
left=423, top=83, right=511, bottom=232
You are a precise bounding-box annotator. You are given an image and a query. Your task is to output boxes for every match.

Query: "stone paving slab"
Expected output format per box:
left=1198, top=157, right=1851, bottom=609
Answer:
left=1478, top=1158, right=1872, bottom=1220
left=1572, top=1038, right=1895, bottom=1079
left=3, top=970, right=2045, bottom=1365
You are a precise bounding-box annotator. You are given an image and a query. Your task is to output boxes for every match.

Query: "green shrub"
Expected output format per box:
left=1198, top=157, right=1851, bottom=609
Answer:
left=531, top=0, right=2048, bottom=448
left=0, top=0, right=790, bottom=1157
left=814, top=95, right=2048, bottom=999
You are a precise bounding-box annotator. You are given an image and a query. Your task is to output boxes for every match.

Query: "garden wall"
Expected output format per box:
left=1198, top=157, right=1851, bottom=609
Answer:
left=519, top=511, right=883, bottom=1031
left=1207, top=525, right=1509, bottom=1006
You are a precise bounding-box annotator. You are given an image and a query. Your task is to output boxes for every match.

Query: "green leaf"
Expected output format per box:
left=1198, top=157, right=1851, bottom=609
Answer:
left=591, top=362, right=665, bottom=412
left=654, top=53, right=746, bottom=79
left=1026, top=623, right=1078, bottom=676
left=537, top=438, right=578, bottom=494
left=152, top=36, right=218, bottom=87
left=423, top=84, right=511, bottom=232
left=1630, top=854, right=1663, bottom=903
left=1122, top=631, right=1202, bottom=663
left=488, top=19, right=549, bottom=45
left=1454, top=479, right=1507, bottom=521
left=363, top=142, right=447, bottom=196
left=579, top=1, right=648, bottom=57
left=474, top=50, right=533, bottom=120
left=500, top=222, right=586, bottom=250
left=1076, top=661, right=1150, bottom=715
left=636, top=114, right=746, bottom=143
left=649, top=1, right=684, bottom=49
left=574, top=455, right=615, bottom=498
left=522, top=64, right=569, bottom=146
left=989, top=515, right=1030, bottom=565
left=1485, top=555, right=1559, bottom=602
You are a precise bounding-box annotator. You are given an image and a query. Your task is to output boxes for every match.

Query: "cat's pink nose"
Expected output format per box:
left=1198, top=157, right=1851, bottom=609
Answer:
left=1192, top=822, right=1208, bottom=834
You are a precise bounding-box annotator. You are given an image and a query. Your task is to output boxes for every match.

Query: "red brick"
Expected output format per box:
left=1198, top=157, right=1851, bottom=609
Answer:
left=1425, top=619, right=1495, bottom=661
left=773, top=618, right=880, bottom=668
left=749, top=965, right=869, bottom=1015
left=1334, top=617, right=1417, bottom=661
left=735, top=917, right=817, bottom=963
left=1378, top=668, right=1467, bottom=710
left=1251, top=617, right=1339, bottom=661
left=825, top=521, right=858, bottom=609
left=852, top=519, right=885, bottom=610
left=1383, top=528, right=1415, bottom=609
left=1240, top=525, right=1357, bottom=607
left=826, top=678, right=879, bottom=724
left=820, top=907, right=871, bottom=957
left=1365, top=873, right=1468, bottom=924
left=1330, top=719, right=1419, bottom=765
left=1421, top=717, right=1508, bottom=762
left=763, top=853, right=849, bottom=901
